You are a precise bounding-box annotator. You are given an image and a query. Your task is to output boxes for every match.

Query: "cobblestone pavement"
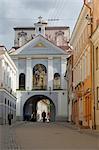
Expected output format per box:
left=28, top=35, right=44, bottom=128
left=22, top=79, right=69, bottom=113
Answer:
left=62, top=122, right=99, bottom=138
left=0, top=124, right=22, bottom=150
left=0, top=122, right=99, bottom=150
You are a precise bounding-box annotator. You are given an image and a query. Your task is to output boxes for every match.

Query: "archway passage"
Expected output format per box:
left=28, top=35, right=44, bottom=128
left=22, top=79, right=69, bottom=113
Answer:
left=23, top=95, right=56, bottom=122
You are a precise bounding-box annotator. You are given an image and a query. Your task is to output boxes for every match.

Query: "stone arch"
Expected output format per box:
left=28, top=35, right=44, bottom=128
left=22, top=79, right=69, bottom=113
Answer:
left=23, top=95, right=56, bottom=122
left=33, top=64, right=47, bottom=90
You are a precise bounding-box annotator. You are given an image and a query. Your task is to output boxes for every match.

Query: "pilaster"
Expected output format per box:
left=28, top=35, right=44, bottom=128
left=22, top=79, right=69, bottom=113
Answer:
left=15, top=60, right=19, bottom=90
left=47, top=57, right=53, bottom=90
left=26, top=58, right=32, bottom=90
left=0, top=59, right=5, bottom=86
left=61, top=56, right=66, bottom=89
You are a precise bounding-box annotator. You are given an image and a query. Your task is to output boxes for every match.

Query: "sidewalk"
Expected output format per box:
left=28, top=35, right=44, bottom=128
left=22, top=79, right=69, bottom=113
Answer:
left=64, top=122, right=99, bottom=138
left=0, top=124, right=21, bottom=150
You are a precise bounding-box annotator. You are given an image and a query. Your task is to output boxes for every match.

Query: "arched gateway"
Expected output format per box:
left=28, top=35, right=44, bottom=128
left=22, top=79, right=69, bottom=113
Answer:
left=23, top=95, right=56, bottom=122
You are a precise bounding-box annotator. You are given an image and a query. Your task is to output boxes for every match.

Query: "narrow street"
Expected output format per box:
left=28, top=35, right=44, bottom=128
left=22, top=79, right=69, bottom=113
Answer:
left=1, top=122, right=99, bottom=150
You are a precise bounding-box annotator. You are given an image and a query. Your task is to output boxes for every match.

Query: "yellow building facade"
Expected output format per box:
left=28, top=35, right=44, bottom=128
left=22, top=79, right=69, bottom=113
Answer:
left=70, top=0, right=99, bottom=129
left=70, top=5, right=92, bottom=128
left=91, top=26, right=99, bottom=129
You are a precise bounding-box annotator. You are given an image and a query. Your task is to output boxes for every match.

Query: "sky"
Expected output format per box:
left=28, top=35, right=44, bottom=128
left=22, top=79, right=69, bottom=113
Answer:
left=0, top=0, right=83, bottom=49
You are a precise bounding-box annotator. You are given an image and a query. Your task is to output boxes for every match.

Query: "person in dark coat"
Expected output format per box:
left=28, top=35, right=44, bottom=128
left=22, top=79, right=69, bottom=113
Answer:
left=31, top=112, right=36, bottom=122
left=42, top=111, right=46, bottom=122
left=8, top=113, right=13, bottom=125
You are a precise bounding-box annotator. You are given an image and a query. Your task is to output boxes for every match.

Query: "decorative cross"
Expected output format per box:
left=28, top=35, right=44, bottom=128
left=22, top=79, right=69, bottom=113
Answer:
left=38, top=16, right=42, bottom=23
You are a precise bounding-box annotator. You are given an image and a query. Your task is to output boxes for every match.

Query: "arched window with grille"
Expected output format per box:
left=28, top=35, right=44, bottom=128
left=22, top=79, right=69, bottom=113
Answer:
left=19, top=73, right=25, bottom=90
left=53, top=73, right=61, bottom=89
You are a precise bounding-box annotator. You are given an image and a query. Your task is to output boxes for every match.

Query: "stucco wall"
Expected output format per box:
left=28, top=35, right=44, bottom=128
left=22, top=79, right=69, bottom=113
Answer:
left=16, top=90, right=68, bottom=121
left=0, top=90, right=16, bottom=125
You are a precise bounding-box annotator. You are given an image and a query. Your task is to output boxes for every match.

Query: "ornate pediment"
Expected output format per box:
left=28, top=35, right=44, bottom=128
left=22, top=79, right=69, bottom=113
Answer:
left=10, top=35, right=68, bottom=56
left=34, top=42, right=46, bottom=48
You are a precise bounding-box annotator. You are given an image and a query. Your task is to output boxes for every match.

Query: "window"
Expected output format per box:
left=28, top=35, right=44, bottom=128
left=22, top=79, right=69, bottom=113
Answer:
left=53, top=73, right=61, bottom=89
left=19, top=73, right=25, bottom=90
left=5, top=98, right=6, bottom=104
left=97, top=87, right=99, bottom=109
left=8, top=100, right=9, bottom=106
left=96, top=47, right=99, bottom=70
left=39, top=27, right=41, bottom=33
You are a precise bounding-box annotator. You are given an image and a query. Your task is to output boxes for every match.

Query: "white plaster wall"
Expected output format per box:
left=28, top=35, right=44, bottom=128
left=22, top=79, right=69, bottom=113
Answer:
left=53, top=58, right=61, bottom=75
left=96, top=110, right=99, bottom=129
left=58, top=92, right=68, bottom=119
left=16, top=90, right=68, bottom=121
left=31, top=59, right=48, bottom=69
left=61, top=57, right=67, bottom=89
left=37, top=101, right=48, bottom=121
left=18, top=59, right=26, bottom=74
left=48, top=57, right=53, bottom=90
left=68, top=100, right=72, bottom=122
left=14, top=27, right=70, bottom=48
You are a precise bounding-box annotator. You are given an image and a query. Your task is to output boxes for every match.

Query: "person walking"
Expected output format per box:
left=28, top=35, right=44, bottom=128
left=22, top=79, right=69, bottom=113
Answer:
left=31, top=112, right=36, bottom=122
left=8, top=113, right=13, bottom=125
left=42, top=111, right=46, bottom=122
left=47, top=112, right=50, bottom=122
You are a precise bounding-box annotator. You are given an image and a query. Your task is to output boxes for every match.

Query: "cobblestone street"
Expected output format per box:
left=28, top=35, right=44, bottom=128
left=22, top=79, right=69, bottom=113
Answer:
left=0, top=122, right=99, bottom=150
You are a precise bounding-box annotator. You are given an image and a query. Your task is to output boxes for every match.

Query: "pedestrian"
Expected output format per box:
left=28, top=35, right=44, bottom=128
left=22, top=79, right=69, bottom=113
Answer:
left=8, top=113, right=13, bottom=125
left=47, top=112, right=50, bottom=122
left=31, top=112, right=36, bottom=122
left=42, top=111, right=46, bottom=122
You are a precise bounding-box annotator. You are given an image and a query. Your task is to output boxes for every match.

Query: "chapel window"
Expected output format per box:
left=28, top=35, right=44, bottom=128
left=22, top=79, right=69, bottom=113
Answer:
left=19, top=73, right=25, bottom=90
left=39, top=27, right=41, bottom=33
left=53, top=73, right=61, bottom=90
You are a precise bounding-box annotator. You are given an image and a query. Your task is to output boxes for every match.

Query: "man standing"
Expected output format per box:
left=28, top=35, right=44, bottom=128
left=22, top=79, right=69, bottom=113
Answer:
left=42, top=111, right=46, bottom=122
left=8, top=113, right=13, bottom=125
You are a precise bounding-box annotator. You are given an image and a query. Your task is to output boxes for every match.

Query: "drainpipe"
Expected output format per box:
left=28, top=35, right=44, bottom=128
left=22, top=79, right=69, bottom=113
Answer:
left=84, top=0, right=96, bottom=129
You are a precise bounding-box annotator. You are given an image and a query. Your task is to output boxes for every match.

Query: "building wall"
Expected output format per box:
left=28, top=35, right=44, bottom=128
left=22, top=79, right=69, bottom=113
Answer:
left=0, top=90, right=16, bottom=124
left=0, top=50, right=17, bottom=96
left=37, top=101, right=49, bottom=121
left=14, top=56, right=67, bottom=121
left=70, top=6, right=92, bottom=128
left=70, top=0, right=99, bottom=129
left=66, top=55, right=73, bottom=121
left=13, top=56, right=66, bottom=91
left=14, top=27, right=70, bottom=48
left=11, top=18, right=69, bottom=122
left=93, top=0, right=99, bottom=32
left=0, top=46, right=17, bottom=124
left=91, top=26, right=99, bottom=129
left=16, top=90, right=67, bottom=121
